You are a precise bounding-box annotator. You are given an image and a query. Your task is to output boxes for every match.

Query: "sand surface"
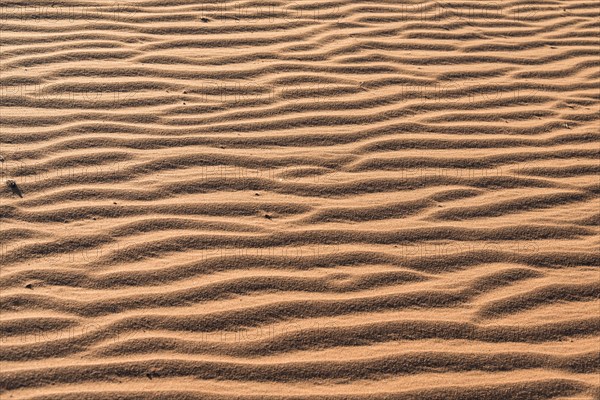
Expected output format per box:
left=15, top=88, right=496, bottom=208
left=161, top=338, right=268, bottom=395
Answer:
left=1, top=0, right=599, bottom=399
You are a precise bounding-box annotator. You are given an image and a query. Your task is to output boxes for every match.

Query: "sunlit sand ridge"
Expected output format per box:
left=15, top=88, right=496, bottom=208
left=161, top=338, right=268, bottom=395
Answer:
left=0, top=0, right=599, bottom=398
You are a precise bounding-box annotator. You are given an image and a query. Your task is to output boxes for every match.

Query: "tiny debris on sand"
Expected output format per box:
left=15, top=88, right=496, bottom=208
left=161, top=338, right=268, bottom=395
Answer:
left=6, top=179, right=23, bottom=197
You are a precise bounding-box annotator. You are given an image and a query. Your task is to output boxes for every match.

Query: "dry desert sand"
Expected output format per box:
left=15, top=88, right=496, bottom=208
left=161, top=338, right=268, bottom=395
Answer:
left=0, top=0, right=599, bottom=399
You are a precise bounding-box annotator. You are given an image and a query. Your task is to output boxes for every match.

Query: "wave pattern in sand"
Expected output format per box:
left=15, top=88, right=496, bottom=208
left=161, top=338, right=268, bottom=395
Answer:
left=1, top=0, right=599, bottom=398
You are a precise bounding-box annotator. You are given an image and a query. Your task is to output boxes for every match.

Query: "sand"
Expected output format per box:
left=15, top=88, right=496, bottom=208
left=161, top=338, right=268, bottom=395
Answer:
left=0, top=0, right=599, bottom=399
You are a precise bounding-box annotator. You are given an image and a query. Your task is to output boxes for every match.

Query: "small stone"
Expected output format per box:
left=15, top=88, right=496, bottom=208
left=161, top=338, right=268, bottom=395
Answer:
left=200, top=17, right=210, bottom=23
left=25, top=283, right=33, bottom=289
left=6, top=180, right=25, bottom=196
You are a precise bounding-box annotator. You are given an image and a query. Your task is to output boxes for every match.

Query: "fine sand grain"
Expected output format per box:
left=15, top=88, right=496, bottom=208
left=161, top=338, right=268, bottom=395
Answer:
left=1, top=0, right=599, bottom=399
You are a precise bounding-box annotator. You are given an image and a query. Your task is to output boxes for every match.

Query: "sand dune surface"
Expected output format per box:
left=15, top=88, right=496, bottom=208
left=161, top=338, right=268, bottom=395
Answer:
left=1, top=0, right=599, bottom=399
